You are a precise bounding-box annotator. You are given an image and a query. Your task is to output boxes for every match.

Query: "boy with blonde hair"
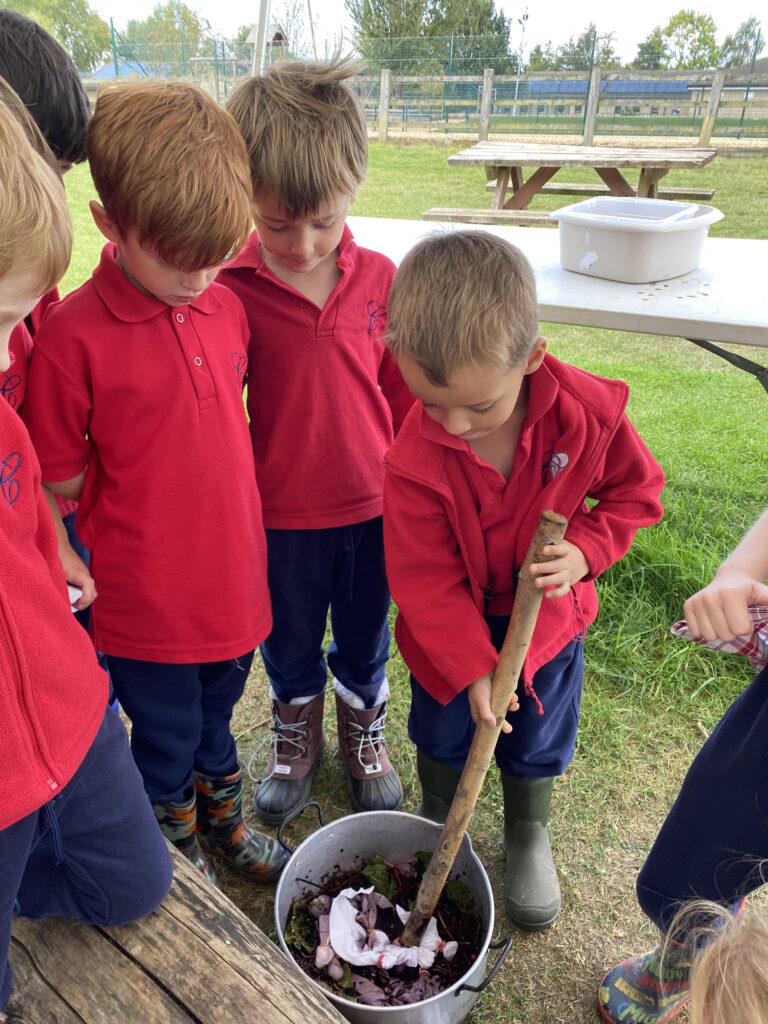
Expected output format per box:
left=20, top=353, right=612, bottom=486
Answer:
left=222, top=59, right=413, bottom=823
left=0, top=98, right=171, bottom=1016
left=383, top=231, right=664, bottom=930
left=25, top=80, right=288, bottom=886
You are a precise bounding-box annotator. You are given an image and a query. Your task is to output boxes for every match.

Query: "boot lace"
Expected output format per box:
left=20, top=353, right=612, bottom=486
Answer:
left=343, top=706, right=386, bottom=772
left=270, top=704, right=312, bottom=763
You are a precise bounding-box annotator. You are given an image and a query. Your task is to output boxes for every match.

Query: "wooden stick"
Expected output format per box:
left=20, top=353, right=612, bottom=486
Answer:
left=400, top=509, right=568, bottom=947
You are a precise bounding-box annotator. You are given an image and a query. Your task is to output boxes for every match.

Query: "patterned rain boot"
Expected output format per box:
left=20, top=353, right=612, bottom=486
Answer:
left=501, top=772, right=560, bottom=931
left=252, top=691, right=325, bottom=824
left=334, top=680, right=403, bottom=813
left=152, top=787, right=219, bottom=887
left=598, top=899, right=746, bottom=1024
left=415, top=749, right=462, bottom=824
left=598, top=939, right=693, bottom=1024
left=194, top=766, right=290, bottom=883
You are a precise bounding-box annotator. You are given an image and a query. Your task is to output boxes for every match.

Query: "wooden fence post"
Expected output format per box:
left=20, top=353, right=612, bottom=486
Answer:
left=378, top=67, right=390, bottom=143
left=582, top=64, right=602, bottom=145
left=698, top=67, right=725, bottom=145
left=478, top=68, right=494, bottom=141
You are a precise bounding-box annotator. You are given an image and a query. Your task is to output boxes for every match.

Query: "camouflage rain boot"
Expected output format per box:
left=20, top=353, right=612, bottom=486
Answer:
left=415, top=749, right=462, bottom=824
left=334, top=681, right=403, bottom=813
left=152, top=787, right=219, bottom=886
left=598, top=939, right=694, bottom=1024
left=501, top=772, right=560, bottom=931
left=194, top=766, right=289, bottom=883
left=252, top=691, right=325, bottom=824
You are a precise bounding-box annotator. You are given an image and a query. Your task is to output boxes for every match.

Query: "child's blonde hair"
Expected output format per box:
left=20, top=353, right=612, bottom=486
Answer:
left=386, top=231, right=540, bottom=387
left=226, top=56, right=367, bottom=216
left=86, top=80, right=252, bottom=272
left=0, top=94, right=71, bottom=294
left=689, top=906, right=768, bottom=1024
left=0, top=75, right=61, bottom=177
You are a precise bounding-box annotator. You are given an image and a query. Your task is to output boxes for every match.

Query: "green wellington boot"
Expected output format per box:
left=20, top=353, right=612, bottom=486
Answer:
left=152, top=788, right=219, bottom=887
left=501, top=772, right=560, bottom=931
left=414, top=750, right=462, bottom=824
left=194, top=766, right=289, bottom=883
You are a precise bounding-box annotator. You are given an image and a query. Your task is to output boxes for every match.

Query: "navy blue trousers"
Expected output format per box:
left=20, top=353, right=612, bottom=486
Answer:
left=105, top=652, right=254, bottom=801
left=637, top=664, right=768, bottom=932
left=261, top=518, right=391, bottom=709
left=0, top=709, right=172, bottom=1009
left=409, top=613, right=584, bottom=777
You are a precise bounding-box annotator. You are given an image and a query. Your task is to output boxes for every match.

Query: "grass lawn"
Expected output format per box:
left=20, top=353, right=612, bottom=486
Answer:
left=62, top=145, right=768, bottom=1023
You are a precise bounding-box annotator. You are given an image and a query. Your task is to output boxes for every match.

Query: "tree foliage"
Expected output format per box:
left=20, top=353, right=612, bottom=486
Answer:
left=631, top=26, right=668, bottom=70
left=120, top=1, right=212, bottom=74
left=661, top=9, right=719, bottom=69
left=525, top=24, right=619, bottom=71
left=719, top=16, right=764, bottom=68
left=1, top=0, right=110, bottom=71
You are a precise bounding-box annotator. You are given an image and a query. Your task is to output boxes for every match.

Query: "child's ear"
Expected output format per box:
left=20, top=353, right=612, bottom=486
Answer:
left=524, top=337, right=547, bottom=375
left=89, top=200, right=121, bottom=244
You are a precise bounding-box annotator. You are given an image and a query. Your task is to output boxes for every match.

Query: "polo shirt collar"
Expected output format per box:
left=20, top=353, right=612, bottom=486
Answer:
left=417, top=354, right=559, bottom=450
left=92, top=243, right=224, bottom=323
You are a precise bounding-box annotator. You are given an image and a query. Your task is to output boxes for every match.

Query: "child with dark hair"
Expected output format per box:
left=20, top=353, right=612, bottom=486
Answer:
left=0, top=96, right=171, bottom=1017
left=25, top=80, right=288, bottom=886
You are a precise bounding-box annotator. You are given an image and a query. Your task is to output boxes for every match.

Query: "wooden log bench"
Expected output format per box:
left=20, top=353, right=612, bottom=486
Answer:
left=422, top=207, right=555, bottom=226
left=484, top=180, right=716, bottom=202
left=6, top=845, right=345, bottom=1024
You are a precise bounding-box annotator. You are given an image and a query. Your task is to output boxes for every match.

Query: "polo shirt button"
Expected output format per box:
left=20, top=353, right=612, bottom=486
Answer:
left=194, top=356, right=203, bottom=366
left=176, top=312, right=184, bottom=323
left=298, top=301, right=308, bottom=308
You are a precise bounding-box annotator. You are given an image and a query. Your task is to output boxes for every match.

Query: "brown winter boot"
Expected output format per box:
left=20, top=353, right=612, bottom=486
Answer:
left=334, top=685, right=403, bottom=813
left=194, top=766, right=289, bottom=882
left=152, top=787, right=219, bottom=887
left=252, top=691, right=325, bottom=824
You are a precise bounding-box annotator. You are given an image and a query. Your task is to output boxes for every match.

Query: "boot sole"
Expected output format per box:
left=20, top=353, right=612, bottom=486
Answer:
left=252, top=750, right=323, bottom=825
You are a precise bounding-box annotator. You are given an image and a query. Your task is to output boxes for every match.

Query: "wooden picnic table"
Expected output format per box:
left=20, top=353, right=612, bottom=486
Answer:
left=424, top=142, right=718, bottom=226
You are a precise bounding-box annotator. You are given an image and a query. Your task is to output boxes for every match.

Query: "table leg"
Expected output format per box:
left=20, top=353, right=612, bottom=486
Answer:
left=595, top=167, right=635, bottom=197
left=502, top=166, right=558, bottom=209
left=637, top=167, right=669, bottom=198
left=491, top=167, right=510, bottom=209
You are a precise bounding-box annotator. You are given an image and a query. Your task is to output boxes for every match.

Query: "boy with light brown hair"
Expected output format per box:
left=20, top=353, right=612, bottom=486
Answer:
left=383, top=230, right=664, bottom=930
left=25, top=80, right=288, bottom=886
left=0, top=97, right=171, bottom=1017
left=221, top=59, right=413, bottom=824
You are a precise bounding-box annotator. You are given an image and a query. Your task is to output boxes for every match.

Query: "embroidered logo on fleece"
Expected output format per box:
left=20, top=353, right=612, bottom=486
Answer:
left=231, top=351, right=247, bottom=386
left=366, top=300, right=386, bottom=335
left=542, top=450, right=569, bottom=486
left=0, top=373, right=21, bottom=408
left=1, top=451, right=21, bottom=505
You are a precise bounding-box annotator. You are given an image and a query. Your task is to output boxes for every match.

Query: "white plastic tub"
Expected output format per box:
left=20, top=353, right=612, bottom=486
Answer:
left=550, top=196, right=723, bottom=283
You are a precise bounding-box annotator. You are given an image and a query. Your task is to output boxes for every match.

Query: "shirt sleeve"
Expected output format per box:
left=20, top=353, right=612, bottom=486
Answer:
left=564, top=413, right=664, bottom=580
left=383, top=467, right=498, bottom=696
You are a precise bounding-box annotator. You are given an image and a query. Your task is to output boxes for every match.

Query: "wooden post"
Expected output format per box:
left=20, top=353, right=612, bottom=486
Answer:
left=582, top=64, right=602, bottom=145
left=378, top=67, right=390, bottom=143
left=478, top=68, right=494, bottom=141
left=698, top=68, right=725, bottom=146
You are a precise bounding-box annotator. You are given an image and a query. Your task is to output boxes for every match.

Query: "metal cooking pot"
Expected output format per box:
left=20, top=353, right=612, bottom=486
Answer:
left=274, top=809, right=512, bottom=1024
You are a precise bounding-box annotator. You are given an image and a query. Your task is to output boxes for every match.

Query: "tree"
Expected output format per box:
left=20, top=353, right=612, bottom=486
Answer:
left=345, top=0, right=433, bottom=40
left=661, top=9, right=719, bottom=69
left=526, top=42, right=557, bottom=71
left=719, top=16, right=764, bottom=68
left=554, top=23, right=621, bottom=70
left=1, top=0, right=110, bottom=71
left=121, top=1, right=212, bottom=74
left=631, top=26, right=668, bottom=70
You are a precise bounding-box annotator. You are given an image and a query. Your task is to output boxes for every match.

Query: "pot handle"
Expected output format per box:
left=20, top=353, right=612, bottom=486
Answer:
left=454, top=935, right=514, bottom=996
left=277, top=800, right=325, bottom=852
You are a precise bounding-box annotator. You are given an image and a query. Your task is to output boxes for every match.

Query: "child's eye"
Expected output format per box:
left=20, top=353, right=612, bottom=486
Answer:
left=470, top=405, right=494, bottom=415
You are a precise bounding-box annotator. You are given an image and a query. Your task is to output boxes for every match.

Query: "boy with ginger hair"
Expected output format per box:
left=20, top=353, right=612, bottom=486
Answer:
left=383, top=231, right=664, bottom=930
left=25, top=81, right=288, bottom=886
left=221, top=59, right=413, bottom=823
left=0, top=98, right=171, bottom=1016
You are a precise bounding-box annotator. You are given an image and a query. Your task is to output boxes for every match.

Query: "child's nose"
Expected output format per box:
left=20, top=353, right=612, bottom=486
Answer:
left=289, top=229, right=314, bottom=255
left=442, top=409, right=470, bottom=436
left=180, top=269, right=210, bottom=293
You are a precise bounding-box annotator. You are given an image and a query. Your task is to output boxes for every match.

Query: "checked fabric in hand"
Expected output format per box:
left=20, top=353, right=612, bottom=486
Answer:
left=671, top=605, right=768, bottom=670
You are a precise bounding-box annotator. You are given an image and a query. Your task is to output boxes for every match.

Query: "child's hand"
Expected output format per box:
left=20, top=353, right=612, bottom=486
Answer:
left=684, top=570, right=768, bottom=643
left=527, top=541, right=589, bottom=599
left=60, top=544, right=97, bottom=611
left=468, top=674, right=517, bottom=733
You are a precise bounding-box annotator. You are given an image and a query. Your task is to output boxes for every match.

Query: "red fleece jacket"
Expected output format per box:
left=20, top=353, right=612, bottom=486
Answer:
left=383, top=354, right=664, bottom=704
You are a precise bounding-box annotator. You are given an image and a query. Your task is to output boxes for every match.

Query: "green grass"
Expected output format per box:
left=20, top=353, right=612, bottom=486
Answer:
left=61, top=144, right=768, bottom=1023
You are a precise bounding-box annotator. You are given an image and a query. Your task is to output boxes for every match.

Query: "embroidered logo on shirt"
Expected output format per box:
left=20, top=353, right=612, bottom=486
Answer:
left=366, top=300, right=387, bottom=335
left=542, top=450, right=569, bottom=485
left=1, top=451, right=21, bottom=505
left=231, top=351, right=247, bottom=386
left=0, top=373, right=21, bottom=408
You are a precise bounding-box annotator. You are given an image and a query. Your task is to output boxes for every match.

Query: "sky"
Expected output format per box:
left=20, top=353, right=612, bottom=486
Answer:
left=97, top=0, right=762, bottom=65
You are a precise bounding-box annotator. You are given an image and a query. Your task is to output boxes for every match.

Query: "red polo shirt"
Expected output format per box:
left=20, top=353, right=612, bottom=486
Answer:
left=219, top=225, right=414, bottom=529
left=25, top=244, right=271, bottom=663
